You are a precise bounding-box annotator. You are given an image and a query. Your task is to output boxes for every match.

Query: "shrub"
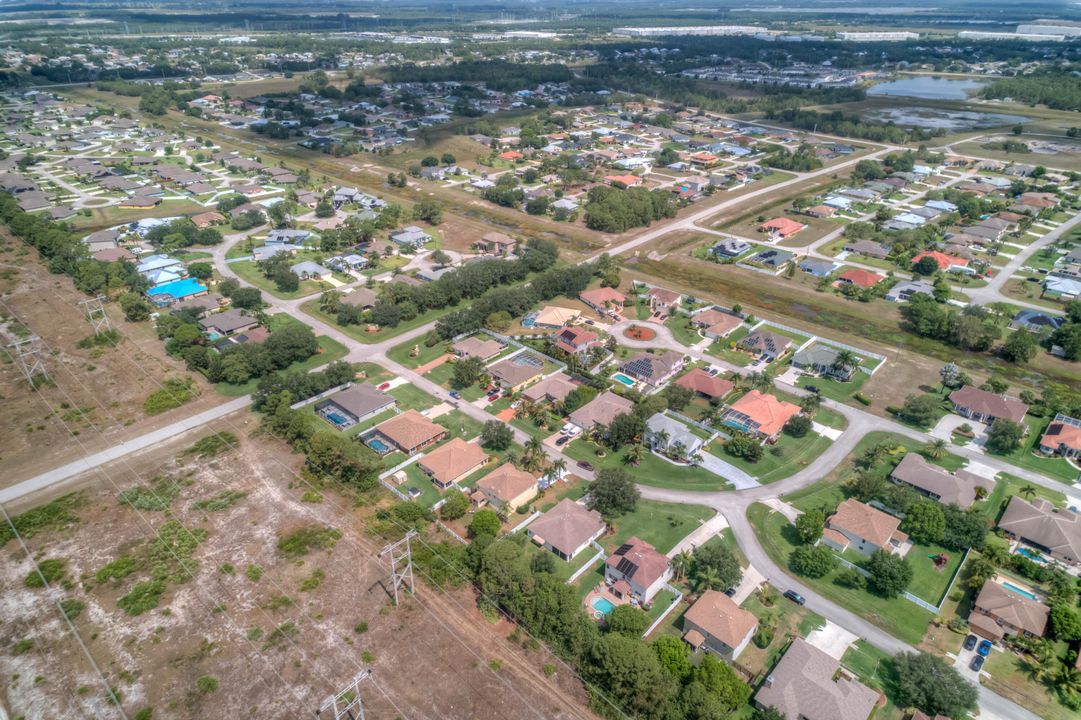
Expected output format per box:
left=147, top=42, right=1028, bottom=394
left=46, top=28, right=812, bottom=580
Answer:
left=143, top=377, right=198, bottom=415
left=789, top=545, right=837, bottom=578
left=60, top=599, right=85, bottom=620
left=783, top=414, right=812, bottom=438
left=118, top=580, right=166, bottom=616
left=854, top=392, right=872, bottom=406
left=24, top=558, right=66, bottom=588
left=277, top=526, right=342, bottom=558
left=11, top=638, right=34, bottom=655
left=196, top=676, right=218, bottom=694
left=245, top=564, right=263, bottom=582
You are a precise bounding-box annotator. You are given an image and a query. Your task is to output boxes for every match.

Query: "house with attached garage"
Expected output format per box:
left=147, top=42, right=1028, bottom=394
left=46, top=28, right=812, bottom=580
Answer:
left=791, top=343, right=860, bottom=381
left=521, top=372, right=576, bottom=405
left=998, top=496, right=1081, bottom=566
left=488, top=355, right=546, bottom=393
left=619, top=350, right=685, bottom=387
left=889, top=452, right=993, bottom=509
left=968, top=580, right=1049, bottom=642
left=290, top=261, right=331, bottom=281
left=526, top=499, right=606, bottom=561
left=472, top=463, right=537, bottom=511
left=682, top=590, right=757, bottom=662
left=1039, top=414, right=1081, bottom=459
left=389, top=225, right=431, bottom=249
left=819, top=499, right=910, bottom=558
left=737, top=329, right=792, bottom=361
left=568, top=391, right=634, bottom=432
left=314, top=384, right=396, bottom=430
left=604, top=537, right=671, bottom=605
left=418, top=437, right=489, bottom=489
left=753, top=638, right=880, bottom=720
left=198, top=309, right=260, bottom=337
left=885, top=279, right=935, bottom=303
left=722, top=390, right=801, bottom=443
left=948, top=386, right=1028, bottom=425
left=645, top=413, right=705, bottom=458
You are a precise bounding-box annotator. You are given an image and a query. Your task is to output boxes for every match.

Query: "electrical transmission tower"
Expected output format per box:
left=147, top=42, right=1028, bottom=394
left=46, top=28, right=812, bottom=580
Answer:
left=7, top=336, right=49, bottom=385
left=78, top=295, right=111, bottom=336
left=379, top=530, right=416, bottom=605
left=317, top=670, right=374, bottom=720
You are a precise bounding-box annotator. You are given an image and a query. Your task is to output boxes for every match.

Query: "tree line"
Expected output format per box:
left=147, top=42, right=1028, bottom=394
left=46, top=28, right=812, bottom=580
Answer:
left=584, top=186, right=677, bottom=234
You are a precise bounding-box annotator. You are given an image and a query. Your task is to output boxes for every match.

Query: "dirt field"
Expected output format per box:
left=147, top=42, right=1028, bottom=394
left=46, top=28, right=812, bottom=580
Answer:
left=0, top=420, right=595, bottom=720
left=0, top=237, right=224, bottom=486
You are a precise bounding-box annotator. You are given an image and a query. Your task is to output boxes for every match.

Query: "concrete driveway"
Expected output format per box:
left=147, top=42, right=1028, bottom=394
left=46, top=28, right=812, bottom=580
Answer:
left=806, top=621, right=858, bottom=660
left=930, top=413, right=986, bottom=443
left=698, top=452, right=759, bottom=489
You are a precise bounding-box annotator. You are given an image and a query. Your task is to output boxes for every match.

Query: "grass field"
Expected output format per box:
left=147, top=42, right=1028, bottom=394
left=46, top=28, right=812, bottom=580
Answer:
left=300, top=298, right=450, bottom=345
left=563, top=438, right=733, bottom=491
left=988, top=416, right=1081, bottom=484
left=604, top=499, right=715, bottom=555
left=714, top=431, right=834, bottom=484
left=230, top=259, right=325, bottom=299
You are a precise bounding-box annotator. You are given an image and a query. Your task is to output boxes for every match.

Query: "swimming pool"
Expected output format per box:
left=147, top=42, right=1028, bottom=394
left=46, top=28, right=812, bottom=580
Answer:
left=1016, top=547, right=1046, bottom=563
left=325, top=411, right=350, bottom=427
left=1002, top=581, right=1039, bottom=602
left=365, top=437, right=392, bottom=454
left=591, top=597, right=616, bottom=615
left=613, top=373, right=636, bottom=387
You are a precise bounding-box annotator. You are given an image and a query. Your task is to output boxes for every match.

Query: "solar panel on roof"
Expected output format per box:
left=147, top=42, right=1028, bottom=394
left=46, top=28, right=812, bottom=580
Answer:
left=614, top=543, right=632, bottom=556
left=615, top=558, right=637, bottom=576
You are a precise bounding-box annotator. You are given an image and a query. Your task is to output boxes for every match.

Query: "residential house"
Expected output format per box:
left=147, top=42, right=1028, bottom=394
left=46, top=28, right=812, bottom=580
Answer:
left=532, top=305, right=580, bottom=329
left=198, top=309, right=259, bottom=337
left=759, top=217, right=805, bottom=240
left=474, top=231, right=516, bottom=255
left=748, top=248, right=794, bottom=269
left=619, top=350, right=685, bottom=387
left=1011, top=309, right=1065, bottom=334
left=315, top=385, right=396, bottom=429
left=799, top=258, right=838, bottom=277
left=568, top=391, right=634, bottom=431
left=418, top=438, right=489, bottom=489
left=473, top=463, right=538, bottom=511
left=1039, top=414, right=1081, bottom=459
left=390, top=225, right=431, bottom=248
left=844, top=239, right=889, bottom=260
left=190, top=211, right=225, bottom=228
left=968, top=581, right=1049, bottom=642
left=712, top=238, right=751, bottom=257
left=737, top=329, right=792, bottom=361
left=889, top=453, right=993, bottom=509
left=367, top=410, right=447, bottom=455
left=488, top=356, right=545, bottom=392
left=579, top=287, right=626, bottom=317
left=885, top=280, right=935, bottom=303
left=1044, top=274, right=1081, bottom=300
left=692, top=309, right=743, bottom=339
left=722, top=390, right=801, bottom=442
left=837, top=268, right=886, bottom=289
left=645, top=413, right=705, bottom=458
left=949, top=386, right=1029, bottom=425
left=340, top=287, right=377, bottom=310
left=675, top=368, right=734, bottom=399
left=605, top=537, right=671, bottom=604
left=819, top=499, right=909, bottom=557
left=452, top=336, right=504, bottom=361
left=526, top=499, right=606, bottom=561
left=753, top=637, right=880, bottom=720
left=792, top=343, right=860, bottom=381
left=646, top=287, right=681, bottom=314
left=522, top=372, right=577, bottom=405
left=682, top=590, right=757, bottom=661
left=912, top=250, right=972, bottom=274
left=290, top=260, right=331, bottom=281
left=999, top=496, right=1081, bottom=566
left=554, top=326, right=602, bottom=357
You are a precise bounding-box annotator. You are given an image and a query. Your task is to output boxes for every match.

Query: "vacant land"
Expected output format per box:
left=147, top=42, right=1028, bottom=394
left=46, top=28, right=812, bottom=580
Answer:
left=0, top=421, right=594, bottom=720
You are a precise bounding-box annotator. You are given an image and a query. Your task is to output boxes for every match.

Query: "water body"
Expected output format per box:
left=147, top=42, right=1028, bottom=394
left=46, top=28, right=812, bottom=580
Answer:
left=864, top=107, right=1031, bottom=132
left=868, top=76, right=989, bottom=101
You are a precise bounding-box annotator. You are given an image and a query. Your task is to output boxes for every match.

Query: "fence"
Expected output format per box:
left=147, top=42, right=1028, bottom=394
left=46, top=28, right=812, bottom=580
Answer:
left=436, top=520, right=468, bottom=545
left=667, top=409, right=726, bottom=442
left=567, top=543, right=607, bottom=584
left=832, top=547, right=969, bottom=615
left=289, top=381, right=353, bottom=410
left=509, top=510, right=541, bottom=534
left=642, top=584, right=684, bottom=639
left=377, top=454, right=423, bottom=502
left=756, top=319, right=887, bottom=375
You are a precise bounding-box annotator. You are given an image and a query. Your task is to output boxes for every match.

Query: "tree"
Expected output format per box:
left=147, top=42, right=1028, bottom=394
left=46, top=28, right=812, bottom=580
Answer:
left=692, top=654, right=751, bottom=710
left=606, top=604, right=650, bottom=637
left=835, top=568, right=866, bottom=589
left=898, top=394, right=941, bottom=427
left=413, top=199, right=442, bottom=225
left=440, top=491, right=468, bottom=521
left=902, top=500, right=946, bottom=545
left=942, top=505, right=988, bottom=551
left=119, top=292, right=151, bottom=321
left=587, top=467, right=639, bottom=519
left=939, top=363, right=960, bottom=391
left=795, top=509, right=825, bottom=544
left=913, top=255, right=941, bottom=276
left=752, top=708, right=786, bottom=720
left=784, top=414, right=812, bottom=438
left=480, top=421, right=514, bottom=451
left=986, top=419, right=1024, bottom=454
left=1050, top=603, right=1081, bottom=642
left=441, top=152, right=456, bottom=165
left=588, top=634, right=678, bottom=720
left=891, top=652, right=978, bottom=719
left=865, top=549, right=913, bottom=598
left=789, top=545, right=836, bottom=578
left=451, top=357, right=485, bottom=389
left=724, top=435, right=763, bottom=463
left=315, top=198, right=335, bottom=218
left=652, top=636, right=691, bottom=681
left=965, top=556, right=997, bottom=591
left=469, top=509, right=501, bottom=538
left=1001, top=329, right=1038, bottom=363
left=230, top=287, right=263, bottom=310
left=430, top=249, right=451, bottom=267
left=689, top=543, right=742, bottom=592
left=925, top=438, right=948, bottom=459
left=187, top=262, right=213, bottom=280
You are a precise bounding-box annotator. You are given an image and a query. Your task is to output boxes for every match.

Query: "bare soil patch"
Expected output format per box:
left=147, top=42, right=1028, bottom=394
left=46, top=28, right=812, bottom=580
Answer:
left=623, top=325, right=656, bottom=342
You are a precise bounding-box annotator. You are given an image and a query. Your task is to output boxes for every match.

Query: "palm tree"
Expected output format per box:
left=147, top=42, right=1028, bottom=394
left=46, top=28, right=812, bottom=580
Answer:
left=1020, top=484, right=1037, bottom=500
left=319, top=289, right=343, bottom=312
left=523, top=436, right=545, bottom=467
left=690, top=452, right=704, bottom=467
left=626, top=442, right=644, bottom=466
left=670, top=440, right=687, bottom=462
left=832, top=349, right=859, bottom=373
left=692, top=566, right=720, bottom=594
left=548, top=458, right=567, bottom=482
left=800, top=393, right=821, bottom=417
left=672, top=551, right=692, bottom=582
left=1056, top=665, right=1081, bottom=695
left=925, top=439, right=948, bottom=460
left=653, top=429, right=670, bottom=452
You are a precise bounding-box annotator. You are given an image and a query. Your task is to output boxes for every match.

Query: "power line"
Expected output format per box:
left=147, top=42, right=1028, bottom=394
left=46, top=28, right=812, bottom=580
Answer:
left=77, top=295, right=112, bottom=336
left=6, top=335, right=49, bottom=386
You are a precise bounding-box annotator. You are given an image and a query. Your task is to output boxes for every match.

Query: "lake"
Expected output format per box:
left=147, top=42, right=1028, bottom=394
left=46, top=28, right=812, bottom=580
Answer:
left=868, top=76, right=989, bottom=101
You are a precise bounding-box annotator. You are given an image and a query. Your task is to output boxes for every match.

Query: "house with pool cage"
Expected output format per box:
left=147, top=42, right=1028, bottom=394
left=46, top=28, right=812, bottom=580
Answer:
left=314, top=384, right=396, bottom=430
left=363, top=409, right=447, bottom=455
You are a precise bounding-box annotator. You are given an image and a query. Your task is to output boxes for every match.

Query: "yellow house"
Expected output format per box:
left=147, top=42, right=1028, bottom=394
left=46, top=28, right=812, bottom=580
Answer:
left=474, top=463, right=538, bottom=511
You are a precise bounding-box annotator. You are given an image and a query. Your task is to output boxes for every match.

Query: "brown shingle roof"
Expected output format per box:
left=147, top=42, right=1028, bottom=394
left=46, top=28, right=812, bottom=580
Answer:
left=675, top=368, right=734, bottom=399
left=828, top=499, right=906, bottom=549
left=889, top=453, right=992, bottom=509
left=972, top=581, right=1049, bottom=637
left=605, top=537, right=669, bottom=590
left=527, top=499, right=605, bottom=557
left=568, top=391, right=634, bottom=429
left=374, top=410, right=446, bottom=452
left=753, top=637, right=880, bottom=720
left=475, top=463, right=537, bottom=505
left=999, top=497, right=1081, bottom=564
left=683, top=590, right=757, bottom=650
left=418, top=438, right=488, bottom=486
left=522, top=372, right=576, bottom=403
left=949, top=386, right=1029, bottom=424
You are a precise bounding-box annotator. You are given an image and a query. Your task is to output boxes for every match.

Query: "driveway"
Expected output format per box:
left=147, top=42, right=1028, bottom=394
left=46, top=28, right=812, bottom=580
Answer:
left=930, top=414, right=986, bottom=442
left=731, top=563, right=765, bottom=604
left=698, top=452, right=759, bottom=489
left=805, top=621, right=858, bottom=660
left=666, top=512, right=729, bottom=558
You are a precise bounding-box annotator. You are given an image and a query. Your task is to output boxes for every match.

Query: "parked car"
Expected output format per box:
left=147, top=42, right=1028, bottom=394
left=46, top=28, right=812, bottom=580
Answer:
left=977, top=640, right=992, bottom=657
left=487, top=393, right=500, bottom=402
left=805, top=385, right=820, bottom=394
left=577, top=460, right=594, bottom=471
left=723, top=587, right=736, bottom=597
left=585, top=319, right=595, bottom=326
left=963, top=634, right=977, bottom=652
left=783, top=590, right=805, bottom=606
left=449, top=390, right=461, bottom=399
left=970, top=656, right=984, bottom=672
left=378, top=382, right=391, bottom=391
left=555, top=436, right=570, bottom=447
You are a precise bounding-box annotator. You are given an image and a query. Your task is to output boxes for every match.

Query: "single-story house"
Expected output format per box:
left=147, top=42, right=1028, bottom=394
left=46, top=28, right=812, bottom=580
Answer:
left=799, top=258, right=838, bottom=277
left=367, top=409, right=447, bottom=455
left=522, top=372, right=577, bottom=405
left=488, top=356, right=545, bottom=392
left=568, top=391, right=634, bottom=431
left=748, top=248, right=794, bottom=269
left=619, top=350, right=685, bottom=387
left=885, top=279, right=935, bottom=303
left=532, top=305, right=580, bottom=329
left=791, top=343, right=860, bottom=381
left=837, top=268, right=886, bottom=289
left=579, top=287, right=626, bottom=316
left=819, top=499, right=909, bottom=557
left=390, top=225, right=431, bottom=248
left=682, top=590, right=757, bottom=662
left=452, top=336, right=504, bottom=361
left=1039, top=414, right=1081, bottom=459
left=712, top=239, right=751, bottom=257
left=646, top=287, right=681, bottom=313
left=675, top=368, right=733, bottom=399
left=474, top=231, right=516, bottom=255
left=736, top=329, right=792, bottom=361
left=198, top=309, right=259, bottom=337
left=889, top=452, right=993, bottom=509
left=753, top=637, right=880, bottom=720
left=526, top=499, right=606, bottom=561
left=949, top=386, right=1028, bottom=425
left=998, top=496, right=1081, bottom=566
left=968, top=580, right=1049, bottom=641
left=1044, top=274, right=1081, bottom=300
left=759, top=217, right=805, bottom=239
left=722, top=390, right=801, bottom=442
left=315, top=384, right=396, bottom=429
left=844, top=239, right=889, bottom=260
left=473, top=463, right=538, bottom=511
left=912, top=250, right=971, bottom=274
left=340, top=287, right=378, bottom=309
left=645, top=413, right=705, bottom=457
left=418, top=438, right=489, bottom=489
left=1010, top=309, right=1064, bottom=334
left=290, top=260, right=331, bottom=281
left=605, top=537, right=671, bottom=605
left=190, top=211, right=225, bottom=228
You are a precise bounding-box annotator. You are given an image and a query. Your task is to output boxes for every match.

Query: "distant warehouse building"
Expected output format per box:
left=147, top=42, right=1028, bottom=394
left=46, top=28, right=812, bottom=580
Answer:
left=837, top=31, right=918, bottom=41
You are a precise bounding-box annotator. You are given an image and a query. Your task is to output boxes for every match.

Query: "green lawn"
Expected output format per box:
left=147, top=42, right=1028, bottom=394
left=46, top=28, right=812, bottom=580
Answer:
left=905, top=541, right=964, bottom=606
left=387, top=384, right=438, bottom=411
left=355, top=363, right=394, bottom=384
left=214, top=316, right=349, bottom=397
left=387, top=337, right=451, bottom=369
left=564, top=438, right=733, bottom=491
left=988, top=416, right=1081, bottom=484
left=747, top=503, right=935, bottom=645
left=605, top=499, right=715, bottom=555
left=840, top=641, right=902, bottom=720
left=433, top=410, right=485, bottom=442
left=230, top=259, right=325, bottom=299
left=713, top=431, right=834, bottom=484
left=976, top=472, right=1069, bottom=518
left=664, top=315, right=704, bottom=348
left=982, top=643, right=1079, bottom=720
left=300, top=298, right=452, bottom=345
left=796, top=370, right=869, bottom=403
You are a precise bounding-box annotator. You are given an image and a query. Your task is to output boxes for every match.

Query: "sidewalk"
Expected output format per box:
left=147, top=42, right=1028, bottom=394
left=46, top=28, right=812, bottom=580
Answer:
left=666, top=512, right=729, bottom=558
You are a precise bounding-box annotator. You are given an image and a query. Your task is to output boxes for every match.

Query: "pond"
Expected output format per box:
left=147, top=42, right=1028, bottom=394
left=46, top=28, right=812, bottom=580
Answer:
left=863, top=106, right=1031, bottom=132
left=868, top=76, right=988, bottom=100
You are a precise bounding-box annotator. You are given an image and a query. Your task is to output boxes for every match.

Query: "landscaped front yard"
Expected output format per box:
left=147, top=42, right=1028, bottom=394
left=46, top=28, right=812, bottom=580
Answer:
left=230, top=259, right=325, bottom=299
left=603, top=499, right=715, bottom=555
left=986, top=416, right=1081, bottom=484
left=713, top=430, right=834, bottom=485
left=563, top=437, right=733, bottom=491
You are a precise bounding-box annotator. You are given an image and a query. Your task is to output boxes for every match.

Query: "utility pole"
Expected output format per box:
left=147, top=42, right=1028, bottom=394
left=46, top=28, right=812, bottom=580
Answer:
left=379, top=530, right=416, bottom=605
left=78, top=295, right=111, bottom=336
left=7, top=336, right=49, bottom=386
left=317, top=670, right=373, bottom=720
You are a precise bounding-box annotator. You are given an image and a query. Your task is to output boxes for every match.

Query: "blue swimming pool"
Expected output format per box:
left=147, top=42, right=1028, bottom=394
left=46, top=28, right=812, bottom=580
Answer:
left=591, top=597, right=616, bottom=615
left=613, top=373, right=635, bottom=387
left=325, top=411, right=349, bottom=427
left=1016, top=547, right=1046, bottom=563
left=365, top=437, right=392, bottom=454
left=1002, top=581, right=1039, bottom=601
